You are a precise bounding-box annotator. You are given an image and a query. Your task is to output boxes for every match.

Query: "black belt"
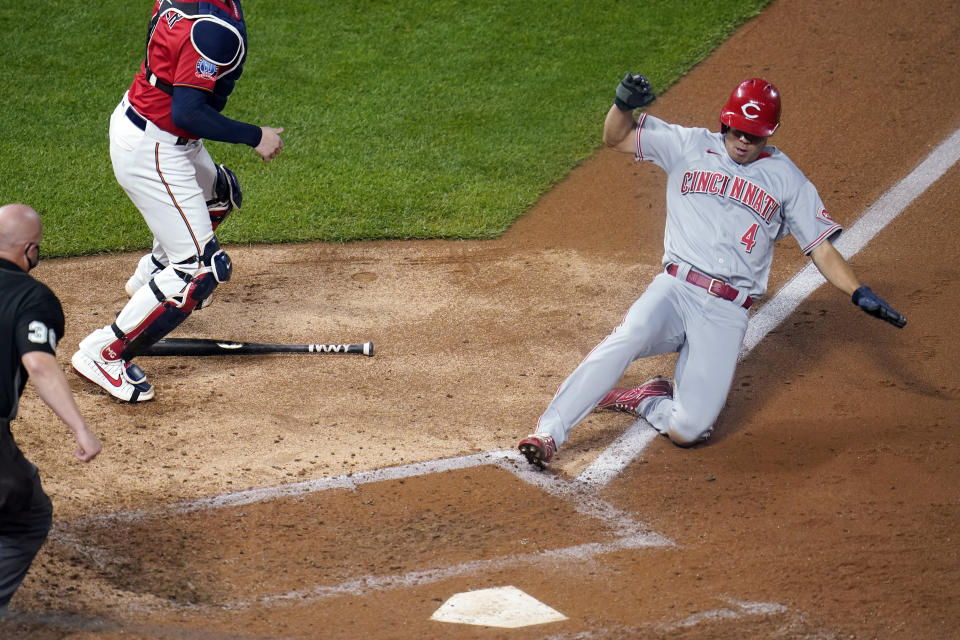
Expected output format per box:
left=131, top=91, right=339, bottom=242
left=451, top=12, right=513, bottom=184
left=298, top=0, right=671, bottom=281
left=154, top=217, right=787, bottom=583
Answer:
left=125, top=107, right=190, bottom=146
left=666, top=263, right=753, bottom=309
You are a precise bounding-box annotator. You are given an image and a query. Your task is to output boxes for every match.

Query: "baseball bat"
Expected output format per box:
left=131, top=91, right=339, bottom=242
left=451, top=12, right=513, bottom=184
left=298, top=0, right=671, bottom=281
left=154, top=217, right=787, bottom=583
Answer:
left=141, top=338, right=374, bottom=357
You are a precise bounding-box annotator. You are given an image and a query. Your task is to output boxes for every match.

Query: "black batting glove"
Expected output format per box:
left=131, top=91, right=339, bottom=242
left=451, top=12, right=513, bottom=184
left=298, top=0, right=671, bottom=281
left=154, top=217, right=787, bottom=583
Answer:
left=615, top=73, right=656, bottom=111
left=852, top=286, right=907, bottom=328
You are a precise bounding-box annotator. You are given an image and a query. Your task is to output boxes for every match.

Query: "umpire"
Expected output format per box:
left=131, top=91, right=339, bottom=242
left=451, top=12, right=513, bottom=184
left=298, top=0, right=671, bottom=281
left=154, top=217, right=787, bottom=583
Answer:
left=0, top=203, right=101, bottom=621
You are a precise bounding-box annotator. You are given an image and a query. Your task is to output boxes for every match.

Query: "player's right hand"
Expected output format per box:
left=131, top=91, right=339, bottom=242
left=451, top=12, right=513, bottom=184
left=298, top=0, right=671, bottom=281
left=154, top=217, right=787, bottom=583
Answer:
left=256, top=126, right=284, bottom=162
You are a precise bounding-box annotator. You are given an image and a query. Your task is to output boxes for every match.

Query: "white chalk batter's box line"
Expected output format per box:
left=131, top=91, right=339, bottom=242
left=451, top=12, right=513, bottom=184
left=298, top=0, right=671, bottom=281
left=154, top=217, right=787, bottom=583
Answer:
left=60, top=450, right=647, bottom=523
left=47, top=453, right=804, bottom=633
left=52, top=450, right=673, bottom=612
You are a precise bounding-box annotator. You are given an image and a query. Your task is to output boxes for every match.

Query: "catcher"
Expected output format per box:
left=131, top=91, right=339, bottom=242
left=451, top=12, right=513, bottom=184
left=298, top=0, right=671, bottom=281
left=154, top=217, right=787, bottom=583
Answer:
left=72, top=0, right=284, bottom=403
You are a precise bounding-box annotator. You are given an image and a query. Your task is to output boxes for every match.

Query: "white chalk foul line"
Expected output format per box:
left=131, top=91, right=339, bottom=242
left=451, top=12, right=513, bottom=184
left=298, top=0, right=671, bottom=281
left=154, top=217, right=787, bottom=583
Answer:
left=573, top=419, right=660, bottom=489
left=576, top=125, right=960, bottom=488
left=62, top=451, right=518, bottom=528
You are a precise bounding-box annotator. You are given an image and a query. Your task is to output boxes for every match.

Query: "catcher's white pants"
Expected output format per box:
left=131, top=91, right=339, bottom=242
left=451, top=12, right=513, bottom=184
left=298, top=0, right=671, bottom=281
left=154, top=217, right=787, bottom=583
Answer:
left=110, top=94, right=220, bottom=271
left=80, top=97, right=223, bottom=353
left=536, top=271, right=750, bottom=446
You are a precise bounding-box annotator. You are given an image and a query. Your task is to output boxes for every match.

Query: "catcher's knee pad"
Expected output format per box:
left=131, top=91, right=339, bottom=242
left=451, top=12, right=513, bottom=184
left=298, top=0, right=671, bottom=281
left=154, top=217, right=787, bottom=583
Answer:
left=201, top=236, right=233, bottom=283
left=206, top=164, right=242, bottom=230
left=108, top=239, right=232, bottom=359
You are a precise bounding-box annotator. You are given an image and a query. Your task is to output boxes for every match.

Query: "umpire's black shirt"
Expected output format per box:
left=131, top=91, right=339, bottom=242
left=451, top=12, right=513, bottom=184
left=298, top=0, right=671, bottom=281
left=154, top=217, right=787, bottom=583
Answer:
left=0, top=257, right=64, bottom=421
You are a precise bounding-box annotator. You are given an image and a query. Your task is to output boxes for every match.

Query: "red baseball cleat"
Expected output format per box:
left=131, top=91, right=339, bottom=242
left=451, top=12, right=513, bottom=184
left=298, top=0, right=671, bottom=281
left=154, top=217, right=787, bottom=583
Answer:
left=596, top=376, right=673, bottom=416
left=518, top=433, right=557, bottom=468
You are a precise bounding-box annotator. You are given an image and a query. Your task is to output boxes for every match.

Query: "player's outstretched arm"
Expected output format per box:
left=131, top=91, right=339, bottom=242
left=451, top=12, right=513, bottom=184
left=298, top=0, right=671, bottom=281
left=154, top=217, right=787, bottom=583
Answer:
left=21, top=351, right=102, bottom=461
left=809, top=241, right=859, bottom=295
left=810, top=241, right=907, bottom=328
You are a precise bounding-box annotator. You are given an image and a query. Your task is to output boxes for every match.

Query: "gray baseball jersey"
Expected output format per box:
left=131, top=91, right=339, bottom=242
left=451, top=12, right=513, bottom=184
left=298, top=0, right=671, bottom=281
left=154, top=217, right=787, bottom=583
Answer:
left=636, top=113, right=842, bottom=296
left=535, top=114, right=842, bottom=448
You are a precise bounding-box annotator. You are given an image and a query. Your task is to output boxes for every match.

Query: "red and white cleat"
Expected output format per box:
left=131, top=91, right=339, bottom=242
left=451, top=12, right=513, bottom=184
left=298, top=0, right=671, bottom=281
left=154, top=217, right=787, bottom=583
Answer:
left=72, top=350, right=155, bottom=403
left=518, top=433, right=557, bottom=468
left=596, top=376, right=673, bottom=416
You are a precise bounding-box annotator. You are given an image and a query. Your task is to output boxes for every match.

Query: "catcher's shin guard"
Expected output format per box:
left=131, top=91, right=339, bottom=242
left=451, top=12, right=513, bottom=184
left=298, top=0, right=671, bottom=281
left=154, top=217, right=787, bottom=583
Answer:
left=105, top=239, right=232, bottom=360
left=206, top=164, right=242, bottom=230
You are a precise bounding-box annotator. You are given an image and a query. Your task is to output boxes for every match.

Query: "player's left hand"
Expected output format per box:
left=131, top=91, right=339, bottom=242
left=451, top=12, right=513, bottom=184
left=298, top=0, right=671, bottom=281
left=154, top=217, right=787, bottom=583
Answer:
left=852, top=286, right=907, bottom=328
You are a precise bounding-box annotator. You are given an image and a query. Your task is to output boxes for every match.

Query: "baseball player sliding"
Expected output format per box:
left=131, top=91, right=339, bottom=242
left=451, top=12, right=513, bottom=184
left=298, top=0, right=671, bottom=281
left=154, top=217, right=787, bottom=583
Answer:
left=519, top=74, right=906, bottom=467
left=72, top=0, right=283, bottom=402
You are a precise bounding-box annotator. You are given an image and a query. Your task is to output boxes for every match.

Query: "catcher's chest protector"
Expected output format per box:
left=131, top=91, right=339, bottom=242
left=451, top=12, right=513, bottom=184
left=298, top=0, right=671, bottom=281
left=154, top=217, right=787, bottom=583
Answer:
left=145, top=0, right=248, bottom=92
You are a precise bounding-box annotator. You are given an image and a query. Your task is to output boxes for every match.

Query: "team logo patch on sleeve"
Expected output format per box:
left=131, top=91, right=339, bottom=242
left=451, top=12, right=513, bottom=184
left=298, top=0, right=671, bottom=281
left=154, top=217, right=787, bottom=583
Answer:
left=195, top=58, right=219, bottom=80
left=816, top=206, right=835, bottom=224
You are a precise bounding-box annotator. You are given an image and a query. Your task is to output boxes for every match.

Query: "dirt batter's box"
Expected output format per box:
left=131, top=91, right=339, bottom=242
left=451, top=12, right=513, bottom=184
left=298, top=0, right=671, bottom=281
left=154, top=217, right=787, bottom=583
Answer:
left=47, top=451, right=672, bottom=612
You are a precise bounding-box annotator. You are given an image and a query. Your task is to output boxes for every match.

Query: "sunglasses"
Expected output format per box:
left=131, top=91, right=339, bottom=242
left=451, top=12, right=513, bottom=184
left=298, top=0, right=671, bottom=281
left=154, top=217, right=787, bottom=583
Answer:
left=728, top=128, right=766, bottom=145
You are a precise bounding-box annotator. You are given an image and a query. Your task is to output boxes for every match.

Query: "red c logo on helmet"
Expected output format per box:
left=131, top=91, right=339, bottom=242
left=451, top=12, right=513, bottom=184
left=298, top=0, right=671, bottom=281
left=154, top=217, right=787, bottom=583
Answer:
left=720, top=79, right=781, bottom=137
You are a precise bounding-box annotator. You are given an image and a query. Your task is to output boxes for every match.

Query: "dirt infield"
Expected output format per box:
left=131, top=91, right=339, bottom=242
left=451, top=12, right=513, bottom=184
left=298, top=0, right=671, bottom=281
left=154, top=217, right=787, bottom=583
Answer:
left=4, top=0, right=960, bottom=638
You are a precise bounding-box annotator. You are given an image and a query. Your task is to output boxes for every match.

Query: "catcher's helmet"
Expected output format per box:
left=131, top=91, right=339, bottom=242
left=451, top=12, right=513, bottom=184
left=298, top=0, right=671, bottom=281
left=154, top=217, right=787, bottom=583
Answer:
left=720, top=78, right=781, bottom=137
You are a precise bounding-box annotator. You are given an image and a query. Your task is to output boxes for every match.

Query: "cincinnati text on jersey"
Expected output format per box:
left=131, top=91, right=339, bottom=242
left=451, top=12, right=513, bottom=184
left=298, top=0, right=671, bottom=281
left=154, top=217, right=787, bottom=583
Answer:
left=679, top=170, right=781, bottom=223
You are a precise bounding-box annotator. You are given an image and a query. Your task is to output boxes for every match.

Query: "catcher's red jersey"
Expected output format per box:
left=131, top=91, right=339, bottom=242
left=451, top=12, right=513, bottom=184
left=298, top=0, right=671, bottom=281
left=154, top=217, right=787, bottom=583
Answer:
left=128, top=0, right=244, bottom=138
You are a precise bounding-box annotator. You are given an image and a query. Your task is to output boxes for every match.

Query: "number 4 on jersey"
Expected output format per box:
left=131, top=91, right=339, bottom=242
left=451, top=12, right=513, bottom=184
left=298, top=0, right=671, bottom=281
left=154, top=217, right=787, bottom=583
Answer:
left=740, top=223, right=759, bottom=252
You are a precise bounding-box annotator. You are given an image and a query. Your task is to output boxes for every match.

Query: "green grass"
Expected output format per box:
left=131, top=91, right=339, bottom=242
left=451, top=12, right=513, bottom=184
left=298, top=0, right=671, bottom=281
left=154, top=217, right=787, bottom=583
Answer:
left=0, top=1, right=770, bottom=257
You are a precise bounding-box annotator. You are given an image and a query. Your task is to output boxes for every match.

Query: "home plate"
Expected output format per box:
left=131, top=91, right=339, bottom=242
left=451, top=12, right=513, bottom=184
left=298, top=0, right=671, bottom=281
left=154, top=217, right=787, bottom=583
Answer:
left=430, top=585, right=568, bottom=628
